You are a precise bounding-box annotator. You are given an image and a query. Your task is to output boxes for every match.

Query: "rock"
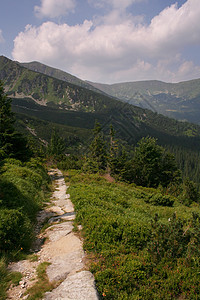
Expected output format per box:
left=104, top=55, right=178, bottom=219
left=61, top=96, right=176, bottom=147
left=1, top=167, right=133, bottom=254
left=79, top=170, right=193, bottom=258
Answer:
left=44, top=271, right=99, bottom=300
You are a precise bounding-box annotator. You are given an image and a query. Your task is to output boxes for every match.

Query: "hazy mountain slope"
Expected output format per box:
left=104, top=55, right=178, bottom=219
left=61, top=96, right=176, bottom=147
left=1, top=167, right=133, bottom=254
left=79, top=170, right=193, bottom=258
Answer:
left=88, top=79, right=200, bottom=124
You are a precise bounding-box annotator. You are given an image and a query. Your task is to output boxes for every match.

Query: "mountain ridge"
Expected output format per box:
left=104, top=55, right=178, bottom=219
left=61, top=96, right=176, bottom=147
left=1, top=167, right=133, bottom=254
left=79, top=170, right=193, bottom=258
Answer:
left=1, top=55, right=200, bottom=148
left=87, top=78, right=200, bottom=123
left=18, top=57, right=200, bottom=124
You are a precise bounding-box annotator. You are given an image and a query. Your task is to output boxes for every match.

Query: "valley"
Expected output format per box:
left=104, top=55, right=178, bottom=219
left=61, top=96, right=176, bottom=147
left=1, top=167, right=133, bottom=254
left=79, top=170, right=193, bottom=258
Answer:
left=1, top=55, right=200, bottom=299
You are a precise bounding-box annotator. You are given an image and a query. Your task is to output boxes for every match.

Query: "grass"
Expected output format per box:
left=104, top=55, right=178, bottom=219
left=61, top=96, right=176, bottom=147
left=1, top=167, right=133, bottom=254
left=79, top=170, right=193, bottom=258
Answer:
left=0, top=257, right=23, bottom=300
left=8, top=271, right=23, bottom=286
left=25, top=262, right=55, bottom=300
left=27, top=254, right=38, bottom=262
left=68, top=170, right=200, bottom=299
left=0, top=258, right=10, bottom=300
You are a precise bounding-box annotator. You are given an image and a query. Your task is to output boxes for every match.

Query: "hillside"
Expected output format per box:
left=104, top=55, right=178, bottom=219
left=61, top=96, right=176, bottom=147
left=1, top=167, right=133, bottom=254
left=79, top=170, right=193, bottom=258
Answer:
left=2, top=55, right=200, bottom=185
left=0, top=56, right=117, bottom=113
left=67, top=171, right=200, bottom=299
left=18, top=57, right=200, bottom=125
left=21, top=61, right=104, bottom=95
left=88, top=79, right=200, bottom=124
left=1, top=56, right=200, bottom=143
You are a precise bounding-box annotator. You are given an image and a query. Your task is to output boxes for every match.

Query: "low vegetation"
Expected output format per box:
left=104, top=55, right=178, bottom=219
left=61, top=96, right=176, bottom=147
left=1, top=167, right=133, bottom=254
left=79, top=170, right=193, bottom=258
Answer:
left=25, top=262, right=54, bottom=300
left=68, top=171, right=200, bottom=299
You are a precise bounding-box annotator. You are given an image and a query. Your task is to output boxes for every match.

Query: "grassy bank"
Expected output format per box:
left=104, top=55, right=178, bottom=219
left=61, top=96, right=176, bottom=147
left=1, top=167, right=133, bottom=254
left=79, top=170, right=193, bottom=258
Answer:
left=0, top=158, right=50, bottom=299
left=68, top=171, right=200, bottom=299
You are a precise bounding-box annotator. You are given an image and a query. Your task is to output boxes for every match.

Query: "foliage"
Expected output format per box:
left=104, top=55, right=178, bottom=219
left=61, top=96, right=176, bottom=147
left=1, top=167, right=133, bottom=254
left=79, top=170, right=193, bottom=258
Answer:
left=124, top=137, right=181, bottom=188
left=0, top=80, right=30, bottom=160
left=47, top=129, right=66, bottom=157
left=0, top=80, right=15, bottom=157
left=0, top=257, right=10, bottom=300
left=0, top=158, right=49, bottom=255
left=83, top=122, right=107, bottom=172
left=179, top=178, right=199, bottom=205
left=148, top=213, right=190, bottom=263
left=144, top=193, right=175, bottom=207
left=68, top=171, right=200, bottom=299
left=0, top=208, right=32, bottom=251
left=57, top=155, right=83, bottom=170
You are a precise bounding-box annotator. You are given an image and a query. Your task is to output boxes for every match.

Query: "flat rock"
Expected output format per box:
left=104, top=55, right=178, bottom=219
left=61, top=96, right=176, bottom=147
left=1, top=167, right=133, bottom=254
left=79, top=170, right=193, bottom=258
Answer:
left=44, top=271, right=99, bottom=300
left=45, top=222, right=73, bottom=242
left=46, top=250, right=85, bottom=282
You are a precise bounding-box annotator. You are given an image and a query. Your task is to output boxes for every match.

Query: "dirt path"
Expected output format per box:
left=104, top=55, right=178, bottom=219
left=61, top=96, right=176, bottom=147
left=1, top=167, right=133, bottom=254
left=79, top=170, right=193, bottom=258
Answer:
left=7, top=169, right=99, bottom=300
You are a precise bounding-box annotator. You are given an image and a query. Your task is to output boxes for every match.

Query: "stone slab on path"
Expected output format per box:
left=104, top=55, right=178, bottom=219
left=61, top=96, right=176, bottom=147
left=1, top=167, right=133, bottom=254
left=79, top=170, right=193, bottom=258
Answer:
left=43, top=169, right=99, bottom=299
left=44, top=271, right=99, bottom=300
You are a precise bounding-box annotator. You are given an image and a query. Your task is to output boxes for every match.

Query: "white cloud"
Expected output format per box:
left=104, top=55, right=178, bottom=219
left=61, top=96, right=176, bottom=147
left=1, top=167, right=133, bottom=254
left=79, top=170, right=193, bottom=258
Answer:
left=34, top=0, right=76, bottom=18
left=0, top=29, right=4, bottom=43
left=88, top=0, right=144, bottom=10
left=13, top=0, right=200, bottom=83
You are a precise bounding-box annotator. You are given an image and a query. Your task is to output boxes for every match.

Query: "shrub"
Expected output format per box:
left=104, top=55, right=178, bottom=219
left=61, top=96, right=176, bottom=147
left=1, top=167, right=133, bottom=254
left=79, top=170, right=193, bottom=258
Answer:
left=145, top=193, right=175, bottom=206
left=179, top=178, right=199, bottom=205
left=0, top=208, right=32, bottom=251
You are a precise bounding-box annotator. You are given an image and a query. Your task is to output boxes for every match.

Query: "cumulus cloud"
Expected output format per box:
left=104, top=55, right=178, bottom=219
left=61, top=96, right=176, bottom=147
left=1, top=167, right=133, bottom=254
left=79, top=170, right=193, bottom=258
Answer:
left=0, top=29, right=4, bottom=43
left=13, top=0, right=200, bottom=83
left=34, top=0, right=76, bottom=18
left=88, top=0, right=143, bottom=10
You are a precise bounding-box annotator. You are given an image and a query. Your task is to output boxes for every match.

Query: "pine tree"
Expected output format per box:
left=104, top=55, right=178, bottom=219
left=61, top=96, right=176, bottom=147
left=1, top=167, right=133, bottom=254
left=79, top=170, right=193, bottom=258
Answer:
left=47, top=129, right=66, bottom=157
left=0, top=81, right=15, bottom=157
left=0, top=80, right=30, bottom=160
left=84, top=122, right=107, bottom=172
left=129, top=136, right=180, bottom=187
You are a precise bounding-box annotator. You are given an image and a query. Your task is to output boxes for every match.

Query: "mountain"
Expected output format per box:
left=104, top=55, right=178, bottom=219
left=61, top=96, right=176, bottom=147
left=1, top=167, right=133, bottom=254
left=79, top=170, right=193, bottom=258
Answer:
left=20, top=58, right=200, bottom=125
left=1, top=55, right=200, bottom=149
left=21, top=61, right=105, bottom=95
left=1, top=55, right=200, bottom=184
left=87, top=79, right=200, bottom=124
left=0, top=56, right=119, bottom=113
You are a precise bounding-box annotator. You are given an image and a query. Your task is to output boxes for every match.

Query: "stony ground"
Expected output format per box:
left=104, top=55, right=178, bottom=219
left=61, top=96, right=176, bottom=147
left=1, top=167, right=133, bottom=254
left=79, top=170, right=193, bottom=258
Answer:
left=7, top=169, right=99, bottom=300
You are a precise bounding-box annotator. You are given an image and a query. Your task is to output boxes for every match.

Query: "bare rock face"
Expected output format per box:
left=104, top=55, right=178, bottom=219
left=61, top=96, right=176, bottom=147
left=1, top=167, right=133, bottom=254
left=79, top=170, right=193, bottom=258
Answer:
left=44, top=271, right=99, bottom=300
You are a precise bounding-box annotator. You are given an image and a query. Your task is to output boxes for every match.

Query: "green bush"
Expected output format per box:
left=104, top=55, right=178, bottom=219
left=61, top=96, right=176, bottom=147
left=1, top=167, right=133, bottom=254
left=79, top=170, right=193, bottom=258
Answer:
left=0, top=158, right=49, bottom=255
left=0, top=208, right=32, bottom=251
left=179, top=178, right=199, bottom=205
left=145, top=193, right=175, bottom=206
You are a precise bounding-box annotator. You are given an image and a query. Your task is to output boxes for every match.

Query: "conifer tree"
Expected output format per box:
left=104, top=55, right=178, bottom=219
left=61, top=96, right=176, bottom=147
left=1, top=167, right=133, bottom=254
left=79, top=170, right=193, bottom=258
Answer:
left=0, top=81, right=15, bottom=157
left=47, top=129, right=66, bottom=156
left=0, top=80, right=29, bottom=160
left=84, top=121, right=107, bottom=172
left=129, top=136, right=180, bottom=187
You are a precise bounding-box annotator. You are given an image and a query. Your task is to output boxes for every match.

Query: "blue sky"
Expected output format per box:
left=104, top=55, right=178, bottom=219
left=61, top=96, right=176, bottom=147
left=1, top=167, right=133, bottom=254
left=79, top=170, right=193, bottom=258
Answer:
left=1, top=0, right=200, bottom=84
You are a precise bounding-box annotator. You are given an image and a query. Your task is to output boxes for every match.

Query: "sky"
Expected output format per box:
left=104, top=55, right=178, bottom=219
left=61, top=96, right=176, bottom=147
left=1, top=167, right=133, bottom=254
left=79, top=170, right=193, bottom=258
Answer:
left=1, top=0, right=200, bottom=84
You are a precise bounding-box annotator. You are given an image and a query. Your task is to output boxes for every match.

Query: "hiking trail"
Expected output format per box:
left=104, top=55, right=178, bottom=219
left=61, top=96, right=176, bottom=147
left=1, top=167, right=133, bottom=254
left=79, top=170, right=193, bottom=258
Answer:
left=7, top=169, right=99, bottom=300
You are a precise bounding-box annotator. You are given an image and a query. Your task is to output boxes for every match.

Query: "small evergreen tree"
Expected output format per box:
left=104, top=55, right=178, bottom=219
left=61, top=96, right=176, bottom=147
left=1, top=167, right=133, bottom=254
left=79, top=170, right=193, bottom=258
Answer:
left=47, top=129, right=66, bottom=157
left=108, top=124, right=129, bottom=178
left=0, top=81, right=15, bottom=157
left=0, top=81, right=30, bottom=160
left=84, top=122, right=107, bottom=172
left=179, top=178, right=199, bottom=205
left=127, top=136, right=180, bottom=187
